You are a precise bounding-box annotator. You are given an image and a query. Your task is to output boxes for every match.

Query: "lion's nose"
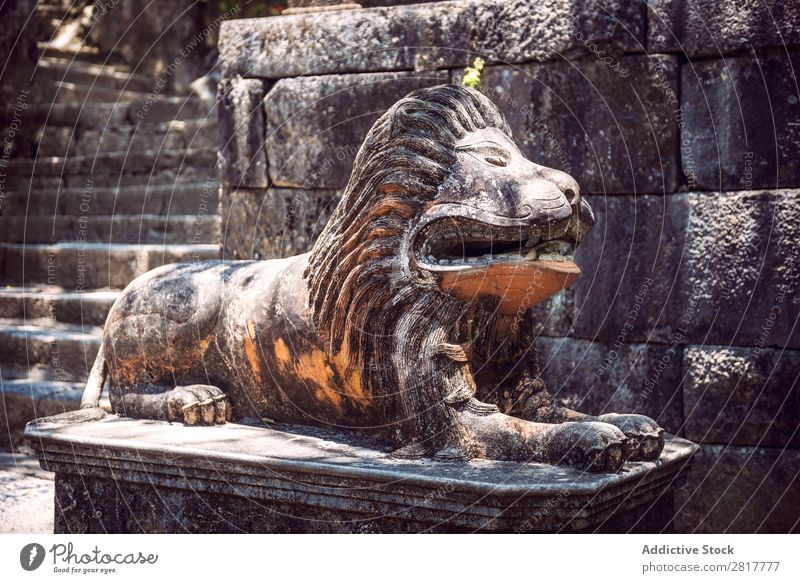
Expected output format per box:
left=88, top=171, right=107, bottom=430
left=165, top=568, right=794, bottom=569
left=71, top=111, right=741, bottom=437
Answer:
left=518, top=179, right=573, bottom=224
left=537, top=165, right=581, bottom=204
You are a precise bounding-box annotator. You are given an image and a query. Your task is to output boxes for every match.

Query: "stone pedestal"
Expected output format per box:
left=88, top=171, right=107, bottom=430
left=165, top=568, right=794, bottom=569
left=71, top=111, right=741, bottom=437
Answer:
left=26, top=411, right=698, bottom=533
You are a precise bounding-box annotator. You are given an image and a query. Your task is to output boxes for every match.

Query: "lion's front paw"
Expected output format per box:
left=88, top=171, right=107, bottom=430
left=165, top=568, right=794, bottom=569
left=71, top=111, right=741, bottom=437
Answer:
left=166, top=385, right=232, bottom=425
left=545, top=421, right=627, bottom=473
left=596, top=413, right=664, bottom=461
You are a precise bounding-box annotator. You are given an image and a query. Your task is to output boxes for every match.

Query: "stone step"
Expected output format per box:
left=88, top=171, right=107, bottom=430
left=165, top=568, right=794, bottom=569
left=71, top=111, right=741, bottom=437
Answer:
left=0, top=182, right=219, bottom=217
left=7, top=148, right=217, bottom=177
left=0, top=242, right=220, bottom=288
left=35, top=58, right=154, bottom=93
left=36, top=118, right=218, bottom=157
left=36, top=44, right=115, bottom=66
left=19, top=98, right=216, bottom=128
left=0, top=378, right=87, bottom=448
left=0, top=287, right=119, bottom=327
left=4, top=151, right=217, bottom=191
left=6, top=168, right=214, bottom=191
left=1, top=100, right=217, bottom=158
left=0, top=214, right=220, bottom=244
left=0, top=376, right=112, bottom=448
left=41, top=81, right=152, bottom=104
left=0, top=318, right=102, bottom=383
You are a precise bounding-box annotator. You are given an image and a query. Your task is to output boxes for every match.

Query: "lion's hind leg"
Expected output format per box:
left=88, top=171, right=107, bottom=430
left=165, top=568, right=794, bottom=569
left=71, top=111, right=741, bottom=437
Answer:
left=111, top=383, right=232, bottom=426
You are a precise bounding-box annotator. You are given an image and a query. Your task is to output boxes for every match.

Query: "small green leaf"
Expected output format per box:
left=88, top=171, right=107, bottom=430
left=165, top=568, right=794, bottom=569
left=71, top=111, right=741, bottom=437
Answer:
left=461, top=57, right=486, bottom=89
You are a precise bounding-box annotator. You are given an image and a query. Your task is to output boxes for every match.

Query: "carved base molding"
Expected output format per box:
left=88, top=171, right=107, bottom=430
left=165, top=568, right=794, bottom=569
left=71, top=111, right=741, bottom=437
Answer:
left=26, top=412, right=698, bottom=533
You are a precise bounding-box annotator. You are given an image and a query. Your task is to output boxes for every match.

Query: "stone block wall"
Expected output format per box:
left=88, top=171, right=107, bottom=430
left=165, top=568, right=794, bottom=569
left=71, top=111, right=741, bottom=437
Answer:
left=217, top=0, right=800, bottom=532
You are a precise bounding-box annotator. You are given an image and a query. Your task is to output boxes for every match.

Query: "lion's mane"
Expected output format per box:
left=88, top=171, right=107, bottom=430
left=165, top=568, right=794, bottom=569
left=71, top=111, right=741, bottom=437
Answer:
left=305, top=85, right=511, bottom=449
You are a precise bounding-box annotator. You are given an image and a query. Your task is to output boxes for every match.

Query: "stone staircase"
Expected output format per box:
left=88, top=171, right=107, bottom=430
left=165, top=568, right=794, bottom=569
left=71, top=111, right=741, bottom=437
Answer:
left=0, top=5, right=221, bottom=448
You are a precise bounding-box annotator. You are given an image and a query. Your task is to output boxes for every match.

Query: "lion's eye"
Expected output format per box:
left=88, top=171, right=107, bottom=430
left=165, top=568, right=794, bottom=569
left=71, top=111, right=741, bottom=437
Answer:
left=484, top=155, right=508, bottom=167
left=457, top=141, right=513, bottom=168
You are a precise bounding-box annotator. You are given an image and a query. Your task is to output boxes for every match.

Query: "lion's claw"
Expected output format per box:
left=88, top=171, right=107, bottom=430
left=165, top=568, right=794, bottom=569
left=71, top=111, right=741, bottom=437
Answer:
left=546, top=421, right=627, bottom=473
left=587, top=441, right=625, bottom=472
left=596, top=413, right=664, bottom=461
left=639, top=432, right=665, bottom=460
left=167, top=385, right=232, bottom=425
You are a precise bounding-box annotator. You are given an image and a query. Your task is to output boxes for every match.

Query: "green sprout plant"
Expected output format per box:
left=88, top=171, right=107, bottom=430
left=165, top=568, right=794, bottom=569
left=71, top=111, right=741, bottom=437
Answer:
left=461, top=57, right=485, bottom=89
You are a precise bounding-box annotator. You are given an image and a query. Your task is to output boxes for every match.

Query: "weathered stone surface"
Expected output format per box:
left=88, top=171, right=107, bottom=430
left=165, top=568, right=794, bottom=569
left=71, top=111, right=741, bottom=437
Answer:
left=220, top=187, right=340, bottom=259
left=527, top=290, right=574, bottom=338
left=218, top=76, right=268, bottom=187
left=536, top=337, right=684, bottom=434
left=219, top=0, right=645, bottom=79
left=524, top=55, right=680, bottom=194
left=681, top=190, right=800, bottom=349
left=682, top=51, right=800, bottom=190
left=649, top=0, right=800, bottom=57
left=264, top=72, right=447, bottom=188
left=683, top=346, right=800, bottom=448
left=571, top=194, right=689, bottom=344
left=28, top=414, right=697, bottom=533
left=573, top=190, right=800, bottom=349
left=466, top=56, right=681, bottom=194
left=284, top=0, right=362, bottom=11
left=675, top=445, right=800, bottom=533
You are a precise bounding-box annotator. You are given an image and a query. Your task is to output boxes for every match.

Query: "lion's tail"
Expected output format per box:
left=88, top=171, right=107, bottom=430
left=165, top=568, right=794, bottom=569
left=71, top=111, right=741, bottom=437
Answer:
left=81, top=343, right=107, bottom=409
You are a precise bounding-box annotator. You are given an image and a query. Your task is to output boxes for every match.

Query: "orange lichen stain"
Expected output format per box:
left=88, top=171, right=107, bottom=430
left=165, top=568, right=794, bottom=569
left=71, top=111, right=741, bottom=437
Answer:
left=330, top=349, right=370, bottom=407
left=163, top=336, right=214, bottom=374
left=113, top=334, right=214, bottom=382
left=244, top=335, right=263, bottom=382
left=295, top=349, right=343, bottom=410
left=273, top=338, right=292, bottom=371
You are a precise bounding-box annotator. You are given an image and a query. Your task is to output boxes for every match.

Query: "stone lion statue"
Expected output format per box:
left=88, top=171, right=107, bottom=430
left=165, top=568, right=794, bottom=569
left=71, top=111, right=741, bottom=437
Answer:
left=84, top=84, right=663, bottom=472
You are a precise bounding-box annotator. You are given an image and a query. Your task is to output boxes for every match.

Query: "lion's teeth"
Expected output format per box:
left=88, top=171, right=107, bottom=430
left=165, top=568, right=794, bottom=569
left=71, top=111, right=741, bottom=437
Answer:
left=525, top=248, right=538, bottom=260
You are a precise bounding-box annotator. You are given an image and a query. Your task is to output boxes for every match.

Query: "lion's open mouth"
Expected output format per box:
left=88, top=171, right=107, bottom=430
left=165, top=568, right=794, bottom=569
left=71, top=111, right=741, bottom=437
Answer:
left=415, top=219, right=575, bottom=269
